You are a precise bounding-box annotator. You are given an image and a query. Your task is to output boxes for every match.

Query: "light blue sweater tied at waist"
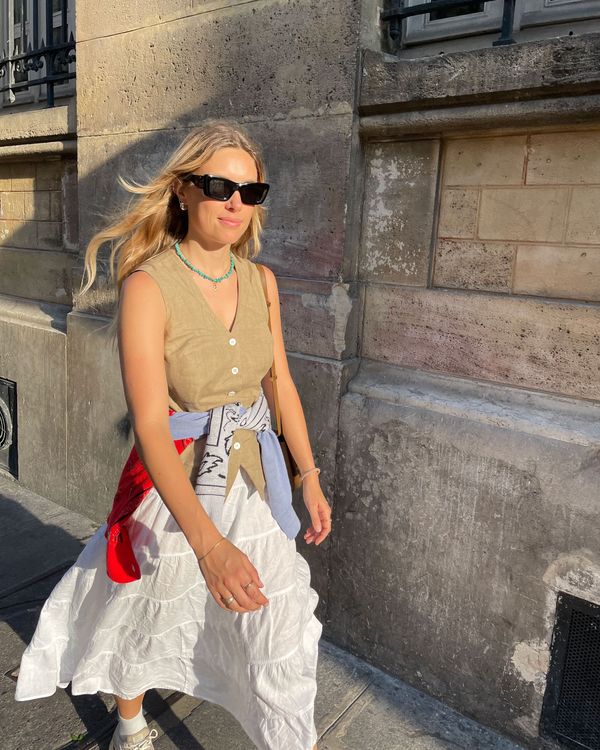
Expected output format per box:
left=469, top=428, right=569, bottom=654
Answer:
left=168, top=386, right=301, bottom=540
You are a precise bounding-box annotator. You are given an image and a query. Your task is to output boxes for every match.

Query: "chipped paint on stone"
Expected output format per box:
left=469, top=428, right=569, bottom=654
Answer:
left=510, top=639, right=549, bottom=695
left=362, top=143, right=437, bottom=281
left=509, top=551, right=600, bottom=710
left=542, top=550, right=600, bottom=630
left=300, top=282, right=353, bottom=355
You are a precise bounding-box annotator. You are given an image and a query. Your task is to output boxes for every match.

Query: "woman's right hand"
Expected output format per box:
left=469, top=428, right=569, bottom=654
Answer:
left=197, top=537, right=270, bottom=613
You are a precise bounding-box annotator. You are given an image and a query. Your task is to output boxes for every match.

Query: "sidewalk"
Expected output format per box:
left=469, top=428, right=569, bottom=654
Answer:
left=0, top=474, right=525, bottom=750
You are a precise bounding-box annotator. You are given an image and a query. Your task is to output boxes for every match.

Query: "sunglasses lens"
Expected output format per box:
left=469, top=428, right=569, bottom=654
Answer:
left=199, top=176, right=269, bottom=204
left=206, top=177, right=233, bottom=201
left=240, top=183, right=269, bottom=205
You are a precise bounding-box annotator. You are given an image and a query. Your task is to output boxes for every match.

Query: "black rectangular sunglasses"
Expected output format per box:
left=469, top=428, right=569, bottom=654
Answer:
left=183, top=173, right=270, bottom=205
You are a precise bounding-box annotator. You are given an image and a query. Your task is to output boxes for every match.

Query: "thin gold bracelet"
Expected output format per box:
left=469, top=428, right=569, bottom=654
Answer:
left=300, top=467, right=321, bottom=481
left=197, top=536, right=226, bottom=561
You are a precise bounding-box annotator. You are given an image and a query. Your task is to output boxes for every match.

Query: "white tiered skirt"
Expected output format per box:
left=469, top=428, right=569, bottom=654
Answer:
left=14, top=468, right=322, bottom=750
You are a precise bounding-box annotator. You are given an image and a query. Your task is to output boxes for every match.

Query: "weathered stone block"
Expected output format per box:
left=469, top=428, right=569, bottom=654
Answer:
left=276, top=275, right=358, bottom=360
left=361, top=34, right=600, bottom=114
left=77, top=0, right=356, bottom=137
left=37, top=221, right=62, bottom=250
left=0, top=103, right=74, bottom=146
left=566, top=186, right=600, bottom=244
left=0, top=247, right=73, bottom=304
left=23, top=191, right=50, bottom=221
left=0, top=192, right=24, bottom=221
left=443, top=136, right=526, bottom=187
left=49, top=191, right=62, bottom=222
left=0, top=164, right=10, bottom=190
left=361, top=139, right=439, bottom=285
left=9, top=163, right=35, bottom=191
left=437, top=188, right=479, bottom=239
left=35, top=160, right=62, bottom=190
left=0, top=219, right=37, bottom=248
left=77, top=0, right=192, bottom=40
left=514, top=244, right=600, bottom=302
left=527, top=130, right=600, bottom=185
left=434, top=239, right=515, bottom=292
left=362, top=285, right=600, bottom=401
left=478, top=187, right=568, bottom=243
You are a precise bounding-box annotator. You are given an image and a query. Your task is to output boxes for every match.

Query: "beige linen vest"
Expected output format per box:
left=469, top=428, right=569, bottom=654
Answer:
left=134, top=245, right=274, bottom=500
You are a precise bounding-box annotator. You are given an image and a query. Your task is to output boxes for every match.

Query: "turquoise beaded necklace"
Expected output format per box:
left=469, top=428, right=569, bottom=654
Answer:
left=174, top=240, right=235, bottom=290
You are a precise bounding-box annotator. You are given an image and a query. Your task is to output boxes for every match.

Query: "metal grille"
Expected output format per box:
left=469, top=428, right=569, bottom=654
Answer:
left=381, top=0, right=517, bottom=47
left=429, top=0, right=485, bottom=21
left=540, top=591, right=600, bottom=750
left=0, top=378, right=18, bottom=478
left=0, top=0, right=75, bottom=107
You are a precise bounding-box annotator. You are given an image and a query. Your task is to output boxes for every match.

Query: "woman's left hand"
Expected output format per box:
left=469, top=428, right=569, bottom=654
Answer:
left=302, top=476, right=332, bottom=546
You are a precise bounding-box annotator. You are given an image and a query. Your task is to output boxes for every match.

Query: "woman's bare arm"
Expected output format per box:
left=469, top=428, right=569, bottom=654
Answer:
left=118, top=270, right=222, bottom=558
left=259, top=265, right=319, bottom=482
left=259, top=265, right=332, bottom=545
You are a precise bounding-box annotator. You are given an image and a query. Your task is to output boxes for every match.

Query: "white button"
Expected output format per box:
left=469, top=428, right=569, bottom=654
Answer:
left=227, top=390, right=236, bottom=396
left=233, top=442, right=241, bottom=450
left=229, top=337, right=237, bottom=346
left=231, top=366, right=239, bottom=374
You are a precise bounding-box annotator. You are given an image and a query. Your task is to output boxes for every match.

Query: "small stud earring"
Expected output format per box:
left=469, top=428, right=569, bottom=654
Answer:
left=179, top=202, right=186, bottom=211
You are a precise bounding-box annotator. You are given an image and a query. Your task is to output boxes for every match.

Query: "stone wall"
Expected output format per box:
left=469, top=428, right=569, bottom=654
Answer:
left=0, top=115, right=77, bottom=504
left=435, top=132, right=600, bottom=303
left=324, top=32, right=600, bottom=749
left=0, top=154, right=77, bottom=304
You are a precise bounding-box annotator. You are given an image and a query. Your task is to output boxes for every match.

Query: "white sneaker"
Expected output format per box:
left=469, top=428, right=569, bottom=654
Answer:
left=108, top=724, right=159, bottom=750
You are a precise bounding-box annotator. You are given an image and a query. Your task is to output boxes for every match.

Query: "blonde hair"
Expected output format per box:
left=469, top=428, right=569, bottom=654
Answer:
left=76, top=118, right=268, bottom=344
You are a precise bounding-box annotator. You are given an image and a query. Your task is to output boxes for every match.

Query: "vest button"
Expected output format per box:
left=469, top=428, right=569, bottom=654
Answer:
left=229, top=337, right=237, bottom=346
left=231, top=366, right=239, bottom=374
left=233, top=442, right=241, bottom=450
left=227, top=390, right=236, bottom=396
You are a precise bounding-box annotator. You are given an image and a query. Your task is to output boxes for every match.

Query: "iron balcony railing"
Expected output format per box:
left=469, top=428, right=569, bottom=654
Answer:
left=381, top=0, right=516, bottom=48
left=0, top=0, right=75, bottom=107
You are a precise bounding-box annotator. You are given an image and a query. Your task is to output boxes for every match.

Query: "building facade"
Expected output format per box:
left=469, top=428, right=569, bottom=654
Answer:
left=1, top=1, right=599, bottom=747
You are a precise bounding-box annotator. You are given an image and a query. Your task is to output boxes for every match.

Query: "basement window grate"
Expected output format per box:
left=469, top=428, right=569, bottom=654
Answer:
left=0, top=378, right=18, bottom=479
left=540, top=591, right=600, bottom=750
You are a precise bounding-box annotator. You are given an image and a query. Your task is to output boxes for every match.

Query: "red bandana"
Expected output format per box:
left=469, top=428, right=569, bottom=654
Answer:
left=104, top=408, right=194, bottom=583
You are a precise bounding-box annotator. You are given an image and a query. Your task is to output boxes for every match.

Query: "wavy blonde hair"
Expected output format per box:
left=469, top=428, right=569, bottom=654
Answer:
left=76, top=118, right=268, bottom=344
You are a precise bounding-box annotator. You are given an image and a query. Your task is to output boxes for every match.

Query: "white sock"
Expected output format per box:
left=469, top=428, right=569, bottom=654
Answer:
left=117, top=705, right=147, bottom=736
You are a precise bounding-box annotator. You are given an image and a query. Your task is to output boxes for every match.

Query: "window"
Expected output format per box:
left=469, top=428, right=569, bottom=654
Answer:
left=402, top=0, right=505, bottom=45
left=522, top=0, right=600, bottom=27
left=1, top=0, right=75, bottom=107
left=396, top=0, right=600, bottom=49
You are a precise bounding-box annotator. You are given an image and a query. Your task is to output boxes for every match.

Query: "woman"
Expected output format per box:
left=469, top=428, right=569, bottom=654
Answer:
left=14, top=119, right=332, bottom=750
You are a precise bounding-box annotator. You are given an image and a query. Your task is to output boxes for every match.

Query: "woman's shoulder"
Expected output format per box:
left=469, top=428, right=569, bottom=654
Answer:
left=135, top=246, right=174, bottom=275
left=243, top=254, right=272, bottom=282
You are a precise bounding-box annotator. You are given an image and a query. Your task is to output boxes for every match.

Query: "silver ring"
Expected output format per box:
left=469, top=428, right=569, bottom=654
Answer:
left=223, top=594, right=235, bottom=605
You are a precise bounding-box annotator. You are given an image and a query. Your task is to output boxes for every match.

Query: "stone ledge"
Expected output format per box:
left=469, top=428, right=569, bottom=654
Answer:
left=359, top=93, right=600, bottom=137
left=0, top=139, right=76, bottom=161
left=361, top=32, right=600, bottom=115
left=347, top=359, right=600, bottom=448
left=0, top=292, right=69, bottom=332
left=0, top=100, right=75, bottom=146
